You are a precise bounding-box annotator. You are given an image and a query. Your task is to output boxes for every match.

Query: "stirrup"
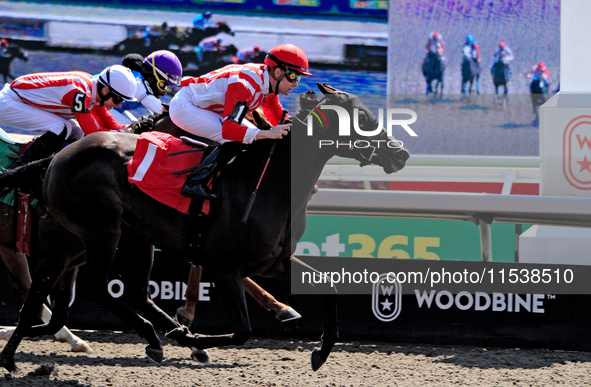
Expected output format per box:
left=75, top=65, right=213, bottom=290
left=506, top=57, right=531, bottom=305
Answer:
left=181, top=184, right=218, bottom=200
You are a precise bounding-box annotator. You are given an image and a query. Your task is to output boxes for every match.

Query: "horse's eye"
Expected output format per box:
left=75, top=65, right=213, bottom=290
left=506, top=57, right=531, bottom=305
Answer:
left=357, top=111, right=369, bottom=127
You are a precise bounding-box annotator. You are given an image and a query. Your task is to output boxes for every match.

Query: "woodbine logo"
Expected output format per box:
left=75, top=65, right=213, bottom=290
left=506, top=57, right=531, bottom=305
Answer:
left=372, top=280, right=547, bottom=323
left=305, top=105, right=418, bottom=148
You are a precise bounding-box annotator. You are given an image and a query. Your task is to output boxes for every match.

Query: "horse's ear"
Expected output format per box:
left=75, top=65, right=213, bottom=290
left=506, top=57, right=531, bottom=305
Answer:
left=317, top=82, right=335, bottom=95
left=318, top=82, right=348, bottom=102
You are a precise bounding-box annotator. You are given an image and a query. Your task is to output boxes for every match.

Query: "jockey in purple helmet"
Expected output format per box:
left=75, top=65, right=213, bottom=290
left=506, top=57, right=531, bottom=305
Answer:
left=118, top=50, right=182, bottom=116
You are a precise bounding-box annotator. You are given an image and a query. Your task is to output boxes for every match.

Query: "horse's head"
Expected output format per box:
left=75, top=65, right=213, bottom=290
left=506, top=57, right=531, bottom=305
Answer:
left=226, top=44, right=238, bottom=55
left=295, top=83, right=409, bottom=174
left=217, top=21, right=235, bottom=36
left=9, top=47, right=29, bottom=62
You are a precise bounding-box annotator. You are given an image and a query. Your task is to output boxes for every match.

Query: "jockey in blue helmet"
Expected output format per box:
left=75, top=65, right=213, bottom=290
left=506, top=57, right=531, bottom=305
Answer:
left=463, top=34, right=481, bottom=62
left=192, top=11, right=216, bottom=30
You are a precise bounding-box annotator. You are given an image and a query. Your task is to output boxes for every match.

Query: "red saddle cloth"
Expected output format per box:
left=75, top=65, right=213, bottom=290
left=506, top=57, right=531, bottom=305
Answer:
left=127, top=132, right=205, bottom=214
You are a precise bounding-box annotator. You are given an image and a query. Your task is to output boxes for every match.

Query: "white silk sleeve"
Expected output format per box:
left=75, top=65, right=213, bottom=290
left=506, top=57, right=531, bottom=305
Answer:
left=139, top=94, right=164, bottom=115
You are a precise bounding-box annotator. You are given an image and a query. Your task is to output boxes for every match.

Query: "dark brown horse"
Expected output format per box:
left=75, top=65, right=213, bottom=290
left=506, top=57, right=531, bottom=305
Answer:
left=0, top=46, right=29, bottom=85
left=0, top=83, right=409, bottom=372
left=182, top=22, right=234, bottom=47
left=0, top=134, right=207, bottom=366
left=0, top=120, right=296, bottom=363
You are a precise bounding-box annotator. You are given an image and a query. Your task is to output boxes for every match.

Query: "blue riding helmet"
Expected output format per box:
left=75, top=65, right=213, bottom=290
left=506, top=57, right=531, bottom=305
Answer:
left=466, top=34, right=475, bottom=45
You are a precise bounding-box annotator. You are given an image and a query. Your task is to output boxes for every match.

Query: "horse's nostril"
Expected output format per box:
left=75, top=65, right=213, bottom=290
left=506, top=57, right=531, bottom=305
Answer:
left=396, top=150, right=408, bottom=160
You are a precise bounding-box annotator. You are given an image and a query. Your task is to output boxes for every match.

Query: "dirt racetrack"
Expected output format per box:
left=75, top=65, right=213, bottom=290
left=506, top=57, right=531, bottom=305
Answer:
left=1, top=330, right=591, bottom=386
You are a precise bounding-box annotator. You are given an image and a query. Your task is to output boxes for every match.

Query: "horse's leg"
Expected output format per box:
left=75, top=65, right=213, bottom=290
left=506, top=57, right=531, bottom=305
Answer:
left=167, top=272, right=251, bottom=350
left=0, top=244, right=75, bottom=372
left=118, top=232, right=179, bottom=331
left=0, top=248, right=30, bottom=341
left=243, top=278, right=301, bottom=322
left=79, top=232, right=166, bottom=363
left=116, top=232, right=210, bottom=363
left=290, top=256, right=338, bottom=371
left=18, top=223, right=86, bottom=340
left=38, top=266, right=80, bottom=337
left=0, top=248, right=91, bottom=353
left=0, top=249, right=31, bottom=302
left=39, top=303, right=92, bottom=353
left=176, top=264, right=202, bottom=327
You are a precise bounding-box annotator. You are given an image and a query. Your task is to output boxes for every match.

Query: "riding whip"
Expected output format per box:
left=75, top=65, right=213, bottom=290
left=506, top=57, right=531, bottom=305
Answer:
left=241, top=108, right=289, bottom=224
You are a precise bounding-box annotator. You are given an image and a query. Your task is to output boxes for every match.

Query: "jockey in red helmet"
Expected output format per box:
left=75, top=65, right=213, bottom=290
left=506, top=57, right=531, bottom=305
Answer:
left=526, top=61, right=550, bottom=83
left=170, top=43, right=311, bottom=199
left=426, top=31, right=445, bottom=56
left=0, top=39, right=8, bottom=57
left=492, top=41, right=514, bottom=81
left=494, top=41, right=514, bottom=64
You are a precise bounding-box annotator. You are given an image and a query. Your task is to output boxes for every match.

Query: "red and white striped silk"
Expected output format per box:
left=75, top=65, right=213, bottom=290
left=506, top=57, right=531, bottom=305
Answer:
left=11, top=71, right=93, bottom=118
left=181, top=64, right=285, bottom=142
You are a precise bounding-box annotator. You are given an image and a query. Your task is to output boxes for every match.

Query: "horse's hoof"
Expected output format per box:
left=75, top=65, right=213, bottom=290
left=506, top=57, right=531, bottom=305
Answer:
left=0, top=353, right=17, bottom=373
left=175, top=307, right=194, bottom=328
left=276, top=308, right=302, bottom=323
left=0, top=328, right=14, bottom=341
left=145, top=347, right=164, bottom=364
left=71, top=341, right=93, bottom=354
left=190, top=348, right=212, bottom=364
left=310, top=348, right=324, bottom=372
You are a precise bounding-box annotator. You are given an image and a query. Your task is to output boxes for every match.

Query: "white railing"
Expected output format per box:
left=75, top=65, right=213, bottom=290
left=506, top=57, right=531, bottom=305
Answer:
left=307, top=189, right=591, bottom=262
left=323, top=155, right=540, bottom=193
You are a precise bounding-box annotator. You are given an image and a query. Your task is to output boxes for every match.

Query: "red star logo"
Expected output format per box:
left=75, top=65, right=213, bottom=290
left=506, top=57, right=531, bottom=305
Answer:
left=577, top=155, right=591, bottom=173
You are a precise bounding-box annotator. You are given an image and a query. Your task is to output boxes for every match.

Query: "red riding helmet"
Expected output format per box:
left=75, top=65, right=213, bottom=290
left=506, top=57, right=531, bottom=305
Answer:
left=0, top=39, right=8, bottom=48
left=538, top=61, right=547, bottom=70
left=265, top=43, right=312, bottom=76
left=433, top=31, right=441, bottom=40
left=498, top=41, right=506, bottom=49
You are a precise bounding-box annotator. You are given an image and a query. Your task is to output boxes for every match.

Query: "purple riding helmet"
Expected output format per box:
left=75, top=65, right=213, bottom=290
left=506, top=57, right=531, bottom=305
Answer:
left=143, top=50, right=183, bottom=94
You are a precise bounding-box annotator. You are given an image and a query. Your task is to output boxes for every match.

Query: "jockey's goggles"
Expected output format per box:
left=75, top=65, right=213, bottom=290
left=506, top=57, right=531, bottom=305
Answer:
left=111, top=94, right=124, bottom=105
left=98, top=67, right=133, bottom=105
left=150, top=56, right=182, bottom=93
left=283, top=67, right=302, bottom=83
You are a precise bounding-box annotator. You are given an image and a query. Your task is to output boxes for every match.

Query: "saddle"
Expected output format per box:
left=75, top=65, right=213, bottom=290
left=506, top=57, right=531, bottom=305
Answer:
left=127, top=132, right=212, bottom=214
left=127, top=132, right=215, bottom=260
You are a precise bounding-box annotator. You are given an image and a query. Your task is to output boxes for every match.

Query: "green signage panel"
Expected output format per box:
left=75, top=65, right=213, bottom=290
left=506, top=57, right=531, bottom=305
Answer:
left=297, top=216, right=530, bottom=262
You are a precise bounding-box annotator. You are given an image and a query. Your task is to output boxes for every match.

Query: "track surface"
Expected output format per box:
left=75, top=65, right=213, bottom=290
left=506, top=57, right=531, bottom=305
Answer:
left=2, top=330, right=591, bottom=386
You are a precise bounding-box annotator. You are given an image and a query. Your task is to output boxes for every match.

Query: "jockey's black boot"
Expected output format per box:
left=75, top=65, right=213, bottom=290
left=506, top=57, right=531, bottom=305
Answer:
left=181, top=142, right=244, bottom=200
left=8, top=130, right=65, bottom=170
